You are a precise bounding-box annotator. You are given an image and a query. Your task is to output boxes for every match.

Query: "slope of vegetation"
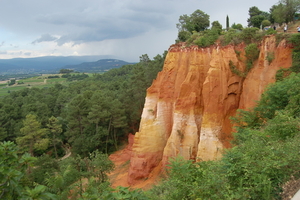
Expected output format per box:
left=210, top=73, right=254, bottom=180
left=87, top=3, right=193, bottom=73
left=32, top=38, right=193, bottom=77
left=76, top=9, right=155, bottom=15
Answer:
left=0, top=53, right=166, bottom=199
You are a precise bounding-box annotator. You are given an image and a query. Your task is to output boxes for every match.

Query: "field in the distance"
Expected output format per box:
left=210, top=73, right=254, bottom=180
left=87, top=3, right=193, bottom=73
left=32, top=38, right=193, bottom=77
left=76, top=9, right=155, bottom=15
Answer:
left=0, top=74, right=71, bottom=97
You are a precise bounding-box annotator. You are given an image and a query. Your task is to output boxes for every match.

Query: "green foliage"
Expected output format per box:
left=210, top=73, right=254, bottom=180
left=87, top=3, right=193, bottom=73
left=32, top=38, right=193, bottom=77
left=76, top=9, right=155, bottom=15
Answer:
left=275, top=68, right=292, bottom=81
left=16, top=114, right=49, bottom=156
left=229, top=60, right=246, bottom=77
left=226, top=15, right=229, bottom=30
left=65, top=73, right=89, bottom=81
left=177, top=31, right=192, bottom=42
left=287, top=33, right=300, bottom=72
left=261, top=19, right=271, bottom=28
left=8, top=79, right=16, bottom=86
left=187, top=29, right=219, bottom=47
left=266, top=51, right=275, bottom=64
left=288, top=33, right=300, bottom=51
left=275, top=32, right=289, bottom=46
left=240, top=27, right=261, bottom=44
left=265, top=28, right=277, bottom=35
left=264, top=111, right=299, bottom=140
left=211, top=20, right=222, bottom=34
left=221, top=29, right=242, bottom=46
left=221, top=27, right=262, bottom=46
left=29, top=154, right=59, bottom=185
left=245, top=43, right=260, bottom=72
left=231, top=23, right=243, bottom=30
left=0, top=141, right=56, bottom=199
left=235, top=73, right=300, bottom=127
left=59, top=69, right=74, bottom=74
left=47, top=116, right=63, bottom=159
left=149, top=156, right=199, bottom=200
left=176, top=9, right=210, bottom=41
left=271, top=0, right=300, bottom=24
left=247, top=6, right=268, bottom=28
left=48, top=75, right=60, bottom=79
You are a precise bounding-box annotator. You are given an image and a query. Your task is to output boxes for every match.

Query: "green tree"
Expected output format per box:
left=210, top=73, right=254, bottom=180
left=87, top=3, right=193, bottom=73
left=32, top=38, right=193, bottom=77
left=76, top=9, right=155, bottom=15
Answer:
left=247, top=6, right=267, bottom=28
left=59, top=69, right=74, bottom=74
left=231, top=23, right=243, bottom=30
left=211, top=20, right=223, bottom=34
left=280, top=0, right=300, bottom=22
left=177, top=9, right=210, bottom=33
left=16, top=114, right=49, bottom=156
left=0, top=141, right=33, bottom=199
left=0, top=141, right=56, bottom=199
left=271, top=3, right=287, bottom=24
left=261, top=19, right=271, bottom=28
left=271, top=1, right=300, bottom=24
left=47, top=116, right=63, bottom=159
left=87, top=150, right=114, bottom=183
left=226, top=15, right=229, bottom=30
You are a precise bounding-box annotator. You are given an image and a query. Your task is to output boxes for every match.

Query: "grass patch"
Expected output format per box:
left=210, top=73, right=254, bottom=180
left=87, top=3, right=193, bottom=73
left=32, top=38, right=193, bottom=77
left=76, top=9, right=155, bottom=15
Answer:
left=0, top=76, right=68, bottom=97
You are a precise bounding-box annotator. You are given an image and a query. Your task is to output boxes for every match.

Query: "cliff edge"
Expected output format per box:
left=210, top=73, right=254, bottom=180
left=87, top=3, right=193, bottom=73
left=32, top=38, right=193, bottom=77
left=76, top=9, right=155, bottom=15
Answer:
left=126, top=35, right=292, bottom=185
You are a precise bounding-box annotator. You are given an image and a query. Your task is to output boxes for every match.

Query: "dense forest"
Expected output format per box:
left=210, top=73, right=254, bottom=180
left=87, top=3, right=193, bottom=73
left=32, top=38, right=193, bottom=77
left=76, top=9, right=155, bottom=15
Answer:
left=2, top=0, right=300, bottom=199
left=0, top=53, right=166, bottom=199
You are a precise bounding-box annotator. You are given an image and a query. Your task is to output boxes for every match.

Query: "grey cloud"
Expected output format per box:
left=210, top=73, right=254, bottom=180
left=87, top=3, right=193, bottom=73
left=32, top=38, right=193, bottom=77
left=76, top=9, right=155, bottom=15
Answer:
left=33, top=1, right=173, bottom=45
left=32, top=33, right=58, bottom=44
left=0, top=51, right=7, bottom=54
left=24, top=52, right=31, bottom=56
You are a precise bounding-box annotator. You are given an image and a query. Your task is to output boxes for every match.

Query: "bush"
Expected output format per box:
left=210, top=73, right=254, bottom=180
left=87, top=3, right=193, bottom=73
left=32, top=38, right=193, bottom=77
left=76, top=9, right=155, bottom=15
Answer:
left=264, top=28, right=276, bottom=35
left=266, top=51, right=275, bottom=64
left=240, top=27, right=261, bottom=44
left=245, top=43, right=260, bottom=73
left=193, top=29, right=219, bottom=47
left=177, top=30, right=192, bottom=42
left=275, top=33, right=289, bottom=46
left=229, top=60, right=246, bottom=77
left=275, top=68, right=292, bottom=81
left=288, top=34, right=300, bottom=51
left=48, top=75, right=60, bottom=79
left=221, top=29, right=242, bottom=46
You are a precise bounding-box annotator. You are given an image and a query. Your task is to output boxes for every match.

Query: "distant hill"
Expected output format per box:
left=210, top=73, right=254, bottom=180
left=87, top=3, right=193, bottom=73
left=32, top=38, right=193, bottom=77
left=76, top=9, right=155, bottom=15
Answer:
left=0, top=55, right=132, bottom=74
left=63, top=59, right=135, bottom=73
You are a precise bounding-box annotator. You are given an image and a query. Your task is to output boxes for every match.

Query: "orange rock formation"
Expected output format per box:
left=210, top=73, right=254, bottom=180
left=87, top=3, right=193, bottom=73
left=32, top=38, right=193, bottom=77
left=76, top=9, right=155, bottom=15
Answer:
left=123, top=35, right=292, bottom=185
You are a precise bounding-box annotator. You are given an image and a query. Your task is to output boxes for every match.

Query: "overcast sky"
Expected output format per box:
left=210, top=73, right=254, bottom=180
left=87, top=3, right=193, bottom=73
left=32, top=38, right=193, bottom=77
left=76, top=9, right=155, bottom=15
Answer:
left=0, top=0, right=279, bottom=62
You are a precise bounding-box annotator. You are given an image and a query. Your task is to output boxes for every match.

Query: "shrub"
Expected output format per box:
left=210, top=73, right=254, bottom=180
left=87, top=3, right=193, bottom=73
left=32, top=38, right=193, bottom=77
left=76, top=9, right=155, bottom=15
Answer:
left=221, top=29, right=242, bottom=46
left=240, top=27, right=260, bottom=44
left=275, top=33, right=289, bottom=46
left=48, top=75, right=60, bottom=79
left=266, top=51, right=275, bottom=64
left=177, top=30, right=192, bottom=42
left=189, top=29, right=219, bottom=47
left=245, top=43, right=260, bottom=61
left=264, top=28, right=277, bottom=35
left=288, top=34, right=300, bottom=51
left=245, top=43, right=260, bottom=72
left=229, top=60, right=246, bottom=77
left=275, top=68, right=291, bottom=81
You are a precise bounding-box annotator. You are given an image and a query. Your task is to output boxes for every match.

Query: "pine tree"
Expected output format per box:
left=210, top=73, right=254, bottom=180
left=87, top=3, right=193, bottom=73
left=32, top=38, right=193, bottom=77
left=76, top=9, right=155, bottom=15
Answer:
left=16, top=114, right=49, bottom=156
left=47, top=116, right=63, bottom=159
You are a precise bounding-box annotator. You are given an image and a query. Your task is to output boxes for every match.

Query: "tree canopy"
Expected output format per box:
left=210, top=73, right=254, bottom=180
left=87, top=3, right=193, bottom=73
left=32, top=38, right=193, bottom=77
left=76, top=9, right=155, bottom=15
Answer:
left=176, top=9, right=210, bottom=41
left=247, top=6, right=270, bottom=28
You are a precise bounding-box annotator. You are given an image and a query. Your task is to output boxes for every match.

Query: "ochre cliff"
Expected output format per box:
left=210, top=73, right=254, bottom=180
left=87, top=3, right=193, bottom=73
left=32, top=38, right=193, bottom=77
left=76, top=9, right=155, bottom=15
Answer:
left=126, top=35, right=292, bottom=185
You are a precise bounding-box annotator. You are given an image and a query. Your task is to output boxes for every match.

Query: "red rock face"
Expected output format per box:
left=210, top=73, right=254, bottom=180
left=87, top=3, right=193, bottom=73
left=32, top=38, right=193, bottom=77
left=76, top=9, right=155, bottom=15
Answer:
left=127, top=36, right=292, bottom=185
